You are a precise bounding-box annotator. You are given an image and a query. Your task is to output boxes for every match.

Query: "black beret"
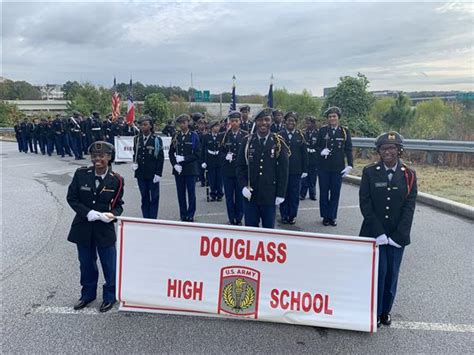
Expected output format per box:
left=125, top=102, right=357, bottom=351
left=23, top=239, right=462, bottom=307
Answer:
left=138, top=115, right=153, bottom=124
left=254, top=108, right=273, bottom=121
left=324, top=106, right=342, bottom=117
left=284, top=111, right=298, bottom=121
left=228, top=111, right=242, bottom=119
left=272, top=109, right=284, bottom=117
left=375, top=131, right=404, bottom=148
left=176, top=114, right=191, bottom=123
left=92, top=110, right=100, bottom=116
left=88, top=141, right=114, bottom=155
left=239, top=105, right=251, bottom=112
left=305, top=115, right=317, bottom=123
left=191, top=112, right=204, bottom=122
left=209, top=120, right=220, bottom=129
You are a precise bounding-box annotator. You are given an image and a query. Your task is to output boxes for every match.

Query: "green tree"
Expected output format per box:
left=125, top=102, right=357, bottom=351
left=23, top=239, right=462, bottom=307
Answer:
left=406, top=98, right=447, bottom=139
left=143, top=93, right=171, bottom=127
left=67, top=83, right=110, bottom=117
left=62, top=81, right=82, bottom=100
left=370, top=97, right=395, bottom=128
left=170, top=95, right=188, bottom=119
left=0, top=101, right=24, bottom=127
left=0, top=80, right=41, bottom=100
left=274, top=88, right=322, bottom=121
left=382, top=93, right=415, bottom=133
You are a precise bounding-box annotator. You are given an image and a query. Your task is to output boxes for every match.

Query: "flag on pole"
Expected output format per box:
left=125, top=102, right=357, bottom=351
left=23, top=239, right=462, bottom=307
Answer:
left=267, top=74, right=274, bottom=108
left=126, top=78, right=135, bottom=126
left=229, top=75, right=236, bottom=112
left=112, top=77, right=121, bottom=121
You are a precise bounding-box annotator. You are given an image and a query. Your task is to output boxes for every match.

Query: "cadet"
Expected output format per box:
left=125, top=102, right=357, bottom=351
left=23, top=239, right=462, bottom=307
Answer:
left=31, top=118, right=40, bottom=154
left=19, top=118, right=31, bottom=153
left=239, top=105, right=252, bottom=132
left=162, top=120, right=176, bottom=137
left=61, top=115, right=74, bottom=157
left=300, top=116, right=319, bottom=201
left=196, top=117, right=208, bottom=187
left=103, top=113, right=114, bottom=144
left=236, top=108, right=289, bottom=229
left=46, top=117, right=56, bottom=156
left=14, top=120, right=23, bottom=152
left=132, top=115, right=164, bottom=219
left=359, top=131, right=417, bottom=327
left=201, top=120, right=224, bottom=201
left=38, top=118, right=49, bottom=155
left=270, top=109, right=284, bottom=133
left=219, top=111, right=247, bottom=225
left=316, top=107, right=353, bottom=226
left=70, top=112, right=85, bottom=160
left=87, top=111, right=103, bottom=146
left=279, top=112, right=308, bottom=225
left=66, top=141, right=124, bottom=313
left=52, top=115, right=72, bottom=158
left=169, top=114, right=201, bottom=222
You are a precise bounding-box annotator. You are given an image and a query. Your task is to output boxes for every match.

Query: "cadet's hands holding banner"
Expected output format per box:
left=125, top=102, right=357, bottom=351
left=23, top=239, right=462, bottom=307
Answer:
left=242, top=187, right=252, bottom=200
left=174, top=164, right=182, bottom=174
left=275, top=197, right=285, bottom=205
left=376, top=234, right=389, bottom=246
left=87, top=210, right=102, bottom=222
left=99, top=212, right=114, bottom=223
left=153, top=175, right=161, bottom=183
left=341, top=166, right=353, bottom=177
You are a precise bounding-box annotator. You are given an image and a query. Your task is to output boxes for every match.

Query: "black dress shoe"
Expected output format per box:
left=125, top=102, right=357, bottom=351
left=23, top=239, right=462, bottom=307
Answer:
left=377, top=317, right=382, bottom=328
left=281, top=218, right=289, bottom=224
left=288, top=218, right=296, bottom=225
left=299, top=196, right=305, bottom=201
left=217, top=197, right=223, bottom=202
left=187, top=217, right=194, bottom=222
left=329, top=219, right=337, bottom=226
left=310, top=196, right=317, bottom=201
left=99, top=301, right=116, bottom=313
left=73, top=299, right=94, bottom=310
left=381, top=313, right=391, bottom=326
left=322, top=219, right=330, bottom=226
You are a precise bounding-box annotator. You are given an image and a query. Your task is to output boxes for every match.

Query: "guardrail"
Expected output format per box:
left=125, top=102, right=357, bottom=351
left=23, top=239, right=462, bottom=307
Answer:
left=352, top=137, right=474, bottom=154
left=0, top=127, right=14, bottom=133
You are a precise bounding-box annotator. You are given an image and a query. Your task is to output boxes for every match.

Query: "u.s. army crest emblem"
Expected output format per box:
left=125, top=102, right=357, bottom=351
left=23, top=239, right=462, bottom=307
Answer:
left=218, top=266, right=260, bottom=319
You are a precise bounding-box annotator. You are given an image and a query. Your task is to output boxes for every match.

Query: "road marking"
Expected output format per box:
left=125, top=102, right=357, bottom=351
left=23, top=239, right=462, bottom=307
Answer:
left=30, top=306, right=474, bottom=333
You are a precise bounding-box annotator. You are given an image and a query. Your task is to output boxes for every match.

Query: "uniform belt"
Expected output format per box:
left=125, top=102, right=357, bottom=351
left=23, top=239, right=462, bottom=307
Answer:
left=91, top=128, right=101, bottom=131
left=207, top=150, right=219, bottom=155
left=72, top=129, right=81, bottom=133
left=307, top=148, right=316, bottom=153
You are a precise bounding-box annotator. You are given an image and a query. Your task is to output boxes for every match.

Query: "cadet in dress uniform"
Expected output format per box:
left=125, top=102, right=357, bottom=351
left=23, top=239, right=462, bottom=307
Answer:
left=196, top=117, right=208, bottom=187
left=279, top=112, right=308, bottom=225
left=201, top=120, right=224, bottom=201
left=66, top=141, right=124, bottom=313
left=236, top=108, right=289, bottom=229
left=14, top=120, right=23, bottom=152
left=316, top=106, right=353, bottom=226
left=270, top=109, right=285, bottom=133
left=300, top=116, right=319, bottom=200
left=132, top=115, right=165, bottom=219
left=239, top=105, right=252, bottom=132
left=70, top=112, right=85, bottom=160
left=162, top=120, right=176, bottom=137
left=359, top=131, right=417, bottom=327
left=87, top=111, right=103, bottom=145
left=52, top=115, right=72, bottom=158
left=38, top=118, right=49, bottom=155
left=219, top=111, right=247, bottom=225
left=46, top=117, right=56, bottom=156
left=169, top=114, right=201, bottom=222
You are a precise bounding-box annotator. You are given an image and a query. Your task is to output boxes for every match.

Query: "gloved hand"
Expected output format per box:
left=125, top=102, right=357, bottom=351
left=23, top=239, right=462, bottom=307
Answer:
left=174, top=164, right=182, bottom=174
left=388, top=238, right=402, bottom=248
left=301, top=172, right=308, bottom=179
left=87, top=210, right=102, bottom=222
left=225, top=152, right=233, bottom=162
left=242, top=187, right=252, bottom=200
left=375, top=234, right=389, bottom=246
left=132, top=163, right=138, bottom=171
left=176, top=155, right=185, bottom=163
left=99, top=212, right=114, bottom=223
left=153, top=174, right=161, bottom=183
left=275, top=197, right=285, bottom=205
left=320, top=148, right=330, bottom=157
left=340, top=166, right=353, bottom=177
left=201, top=162, right=207, bottom=169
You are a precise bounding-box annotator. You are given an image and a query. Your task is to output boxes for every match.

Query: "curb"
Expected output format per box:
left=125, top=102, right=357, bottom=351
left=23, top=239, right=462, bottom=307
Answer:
left=344, top=175, right=474, bottom=220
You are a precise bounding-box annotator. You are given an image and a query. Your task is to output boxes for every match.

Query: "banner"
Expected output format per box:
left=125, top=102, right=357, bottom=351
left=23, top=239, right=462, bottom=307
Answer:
left=116, top=218, right=378, bottom=332
left=114, top=136, right=172, bottom=162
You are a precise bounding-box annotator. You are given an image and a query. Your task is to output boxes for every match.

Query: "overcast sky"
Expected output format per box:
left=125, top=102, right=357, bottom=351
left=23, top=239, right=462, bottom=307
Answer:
left=2, top=1, right=473, bottom=95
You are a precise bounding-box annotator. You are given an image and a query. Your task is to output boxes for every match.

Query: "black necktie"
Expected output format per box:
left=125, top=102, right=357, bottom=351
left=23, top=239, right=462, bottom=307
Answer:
left=259, top=137, right=265, bottom=147
left=387, top=169, right=395, bottom=182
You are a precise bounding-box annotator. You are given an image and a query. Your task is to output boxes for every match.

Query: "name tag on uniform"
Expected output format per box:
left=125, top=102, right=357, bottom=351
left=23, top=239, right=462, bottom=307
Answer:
left=185, top=142, right=192, bottom=145
left=375, top=182, right=387, bottom=187
left=80, top=186, right=91, bottom=191
left=336, top=138, right=344, bottom=141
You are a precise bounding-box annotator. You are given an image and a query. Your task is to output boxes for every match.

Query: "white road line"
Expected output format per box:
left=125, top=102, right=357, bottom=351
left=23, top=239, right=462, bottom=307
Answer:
left=30, top=306, right=474, bottom=333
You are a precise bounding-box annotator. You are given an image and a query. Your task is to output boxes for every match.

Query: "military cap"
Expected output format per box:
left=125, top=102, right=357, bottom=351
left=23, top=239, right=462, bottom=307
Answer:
left=305, top=115, right=317, bottom=123
left=272, top=109, right=284, bottom=117
left=228, top=110, right=242, bottom=119
left=92, top=110, right=100, bottom=116
left=239, top=105, right=251, bottom=112
left=191, top=112, right=204, bottom=122
left=254, top=108, right=273, bottom=121
left=375, top=131, right=404, bottom=148
left=106, top=112, right=113, bottom=118
left=324, top=106, right=342, bottom=117
left=209, top=120, right=220, bottom=129
left=88, top=141, right=115, bottom=155
left=138, top=115, right=153, bottom=124
left=284, top=111, right=298, bottom=121
left=176, top=113, right=191, bottom=123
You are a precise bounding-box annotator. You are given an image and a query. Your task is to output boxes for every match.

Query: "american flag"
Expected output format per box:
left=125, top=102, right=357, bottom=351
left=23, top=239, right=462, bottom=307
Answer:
left=126, top=78, right=135, bottom=126
left=111, top=77, right=121, bottom=121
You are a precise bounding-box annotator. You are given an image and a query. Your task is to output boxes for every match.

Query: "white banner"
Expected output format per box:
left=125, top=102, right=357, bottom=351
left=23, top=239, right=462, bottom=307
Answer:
left=116, top=217, right=378, bottom=332
left=114, top=136, right=172, bottom=162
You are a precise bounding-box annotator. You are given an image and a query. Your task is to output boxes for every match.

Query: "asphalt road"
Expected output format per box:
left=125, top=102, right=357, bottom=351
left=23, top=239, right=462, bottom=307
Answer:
left=1, top=141, right=473, bottom=353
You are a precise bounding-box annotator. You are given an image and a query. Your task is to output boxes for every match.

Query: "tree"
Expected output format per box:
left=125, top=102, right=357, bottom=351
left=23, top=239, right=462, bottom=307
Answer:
left=0, top=101, right=24, bottom=127
left=382, top=93, right=415, bottom=133
left=273, top=88, right=322, bottom=124
left=143, top=93, right=171, bottom=127
left=370, top=97, right=395, bottom=126
left=62, top=81, right=82, bottom=100
left=406, top=98, right=446, bottom=139
left=0, top=80, right=41, bottom=100
left=323, top=73, right=378, bottom=136
left=67, top=83, right=110, bottom=116
left=170, top=95, right=188, bottom=119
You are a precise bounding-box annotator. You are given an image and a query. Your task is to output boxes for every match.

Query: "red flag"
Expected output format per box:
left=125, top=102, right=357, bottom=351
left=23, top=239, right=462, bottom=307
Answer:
left=112, top=77, right=121, bottom=121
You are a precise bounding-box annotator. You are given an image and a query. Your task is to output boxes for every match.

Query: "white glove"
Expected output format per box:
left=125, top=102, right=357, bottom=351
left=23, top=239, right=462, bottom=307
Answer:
left=301, top=172, right=308, bottom=179
left=225, top=152, right=233, bottom=162
left=176, top=155, right=185, bottom=163
left=132, top=163, right=138, bottom=171
left=174, top=164, right=182, bottom=174
left=375, top=234, right=389, bottom=246
left=242, top=187, right=252, bottom=200
left=87, top=210, right=102, bottom=222
left=341, top=166, right=353, bottom=177
left=201, top=162, right=207, bottom=169
left=99, top=212, right=114, bottom=223
left=320, top=148, right=330, bottom=157
left=388, top=238, right=402, bottom=248
left=153, top=174, right=161, bottom=183
left=275, top=197, right=285, bottom=205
